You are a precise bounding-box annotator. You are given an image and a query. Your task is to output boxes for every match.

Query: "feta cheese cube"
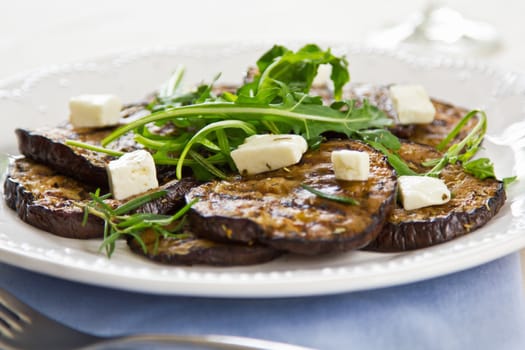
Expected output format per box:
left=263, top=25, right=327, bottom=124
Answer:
left=389, top=85, right=436, bottom=124
left=69, top=94, right=122, bottom=128
left=106, top=150, right=158, bottom=200
left=231, top=134, right=308, bottom=175
left=398, top=175, right=451, bottom=210
left=331, top=150, right=369, bottom=181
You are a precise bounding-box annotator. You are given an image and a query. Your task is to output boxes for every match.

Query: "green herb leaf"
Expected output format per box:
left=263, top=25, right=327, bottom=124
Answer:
left=503, top=176, right=518, bottom=189
left=365, top=141, right=417, bottom=176
left=158, top=65, right=185, bottom=99
left=65, top=140, right=124, bottom=157
left=252, top=44, right=350, bottom=101
left=114, top=190, right=168, bottom=215
left=462, top=158, right=496, bottom=180
left=100, top=98, right=392, bottom=179
left=300, top=184, right=360, bottom=205
left=175, top=119, right=257, bottom=179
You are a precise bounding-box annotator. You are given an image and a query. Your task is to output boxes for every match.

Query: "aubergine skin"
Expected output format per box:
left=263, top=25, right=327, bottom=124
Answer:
left=127, top=230, right=282, bottom=266
left=15, top=125, right=178, bottom=189
left=3, top=157, right=199, bottom=239
left=134, top=178, right=199, bottom=215
left=186, top=140, right=397, bottom=255
left=4, top=158, right=104, bottom=239
left=15, top=125, right=123, bottom=188
left=365, top=142, right=506, bottom=252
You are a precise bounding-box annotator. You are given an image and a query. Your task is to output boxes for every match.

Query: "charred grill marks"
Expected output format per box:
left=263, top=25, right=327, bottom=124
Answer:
left=3, top=82, right=508, bottom=263
left=4, top=157, right=200, bottom=239
left=187, top=140, right=397, bottom=255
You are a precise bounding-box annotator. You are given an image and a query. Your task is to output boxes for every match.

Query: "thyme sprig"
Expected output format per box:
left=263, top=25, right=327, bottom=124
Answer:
left=81, top=189, right=196, bottom=257
left=65, top=140, right=124, bottom=157
left=301, top=184, right=360, bottom=205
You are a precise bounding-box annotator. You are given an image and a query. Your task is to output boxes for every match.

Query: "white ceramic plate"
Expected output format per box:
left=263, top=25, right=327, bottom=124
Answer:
left=1, top=44, right=524, bottom=298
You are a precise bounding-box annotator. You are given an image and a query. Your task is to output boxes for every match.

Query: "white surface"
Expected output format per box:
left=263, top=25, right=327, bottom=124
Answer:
left=0, top=44, right=524, bottom=298
left=2, top=1, right=525, bottom=79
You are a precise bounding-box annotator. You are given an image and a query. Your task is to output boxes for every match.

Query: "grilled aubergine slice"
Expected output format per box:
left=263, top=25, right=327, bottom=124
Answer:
left=3, top=157, right=198, bottom=239
left=16, top=125, right=127, bottom=189
left=15, top=103, right=153, bottom=188
left=127, top=229, right=282, bottom=266
left=365, top=141, right=506, bottom=252
left=15, top=123, right=179, bottom=189
left=186, top=140, right=397, bottom=255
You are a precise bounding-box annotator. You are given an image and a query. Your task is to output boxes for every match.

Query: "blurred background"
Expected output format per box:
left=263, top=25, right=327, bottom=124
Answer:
left=1, top=0, right=524, bottom=282
left=1, top=0, right=525, bottom=78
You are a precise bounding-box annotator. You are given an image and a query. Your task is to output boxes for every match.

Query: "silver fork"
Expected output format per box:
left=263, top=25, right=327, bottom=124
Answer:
left=0, top=288, right=315, bottom=350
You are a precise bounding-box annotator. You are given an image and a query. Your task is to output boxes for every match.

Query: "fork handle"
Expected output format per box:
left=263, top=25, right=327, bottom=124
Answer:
left=76, top=333, right=316, bottom=350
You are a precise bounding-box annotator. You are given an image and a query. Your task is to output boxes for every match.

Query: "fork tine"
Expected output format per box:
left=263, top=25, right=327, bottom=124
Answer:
left=0, top=290, right=32, bottom=339
left=0, top=316, right=16, bottom=339
left=0, top=309, right=21, bottom=334
left=0, top=288, right=104, bottom=350
left=0, top=290, right=33, bottom=323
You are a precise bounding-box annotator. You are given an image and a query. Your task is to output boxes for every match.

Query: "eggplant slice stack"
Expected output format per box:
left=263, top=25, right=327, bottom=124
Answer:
left=4, top=157, right=198, bottom=239
left=5, top=158, right=105, bottom=239
left=3, top=83, right=508, bottom=265
left=4, top=157, right=280, bottom=266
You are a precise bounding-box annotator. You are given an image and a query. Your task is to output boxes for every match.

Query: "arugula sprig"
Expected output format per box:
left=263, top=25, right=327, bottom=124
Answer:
left=356, top=128, right=418, bottom=176
left=420, top=110, right=517, bottom=185
left=424, top=110, right=491, bottom=178
left=71, top=44, right=512, bottom=185
left=65, top=44, right=397, bottom=180
left=81, top=189, right=196, bottom=257
left=248, top=44, right=350, bottom=101
left=146, top=66, right=223, bottom=112
left=95, top=44, right=387, bottom=180
left=102, top=97, right=392, bottom=181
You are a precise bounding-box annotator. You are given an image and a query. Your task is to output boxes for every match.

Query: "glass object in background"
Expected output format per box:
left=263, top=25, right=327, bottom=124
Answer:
left=367, top=2, right=502, bottom=56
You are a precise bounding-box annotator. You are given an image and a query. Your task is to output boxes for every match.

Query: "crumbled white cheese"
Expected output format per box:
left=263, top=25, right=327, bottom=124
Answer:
left=231, top=134, right=308, bottom=175
left=106, top=150, right=158, bottom=200
left=69, top=94, right=122, bottom=128
left=312, top=63, right=332, bottom=86
left=331, top=150, right=369, bottom=181
left=389, top=85, right=436, bottom=124
left=398, top=175, right=451, bottom=210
